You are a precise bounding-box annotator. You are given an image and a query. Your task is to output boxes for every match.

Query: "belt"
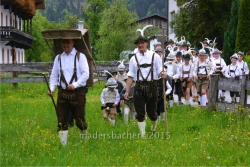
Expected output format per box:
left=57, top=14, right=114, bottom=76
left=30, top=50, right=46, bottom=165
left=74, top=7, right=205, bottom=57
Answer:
left=136, top=80, right=157, bottom=86
left=58, top=86, right=85, bottom=92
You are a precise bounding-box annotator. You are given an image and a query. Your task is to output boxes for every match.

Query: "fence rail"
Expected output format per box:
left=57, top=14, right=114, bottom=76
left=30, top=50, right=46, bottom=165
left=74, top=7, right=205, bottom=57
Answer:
left=0, top=62, right=128, bottom=83
left=208, top=74, right=250, bottom=111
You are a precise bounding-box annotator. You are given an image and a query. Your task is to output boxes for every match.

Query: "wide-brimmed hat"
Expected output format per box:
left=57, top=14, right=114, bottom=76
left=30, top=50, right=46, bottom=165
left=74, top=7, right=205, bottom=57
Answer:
left=198, top=48, right=207, bottom=55
left=167, top=52, right=176, bottom=59
left=134, top=35, right=148, bottom=45
left=230, top=54, right=238, bottom=60
left=183, top=53, right=191, bottom=60
left=106, top=78, right=118, bottom=88
left=155, top=47, right=162, bottom=52
left=212, top=48, right=222, bottom=54
left=237, top=51, right=244, bottom=56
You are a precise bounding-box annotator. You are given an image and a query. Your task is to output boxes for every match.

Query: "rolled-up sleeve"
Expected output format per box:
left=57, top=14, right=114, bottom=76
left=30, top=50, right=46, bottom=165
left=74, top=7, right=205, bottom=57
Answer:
left=49, top=55, right=60, bottom=92
left=127, top=57, right=136, bottom=79
left=72, top=53, right=89, bottom=88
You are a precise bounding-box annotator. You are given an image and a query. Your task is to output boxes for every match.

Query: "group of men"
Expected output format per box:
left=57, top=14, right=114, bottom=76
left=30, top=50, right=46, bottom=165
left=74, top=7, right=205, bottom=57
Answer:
left=47, top=32, right=249, bottom=145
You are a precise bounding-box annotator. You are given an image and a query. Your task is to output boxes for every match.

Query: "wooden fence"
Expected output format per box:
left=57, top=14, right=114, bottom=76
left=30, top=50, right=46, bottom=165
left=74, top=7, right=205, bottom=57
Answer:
left=208, top=74, right=250, bottom=111
left=0, top=62, right=129, bottom=83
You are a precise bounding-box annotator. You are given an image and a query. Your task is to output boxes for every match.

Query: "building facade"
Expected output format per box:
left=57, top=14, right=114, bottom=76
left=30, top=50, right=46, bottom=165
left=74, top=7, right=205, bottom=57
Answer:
left=168, top=0, right=179, bottom=42
left=0, top=0, right=45, bottom=64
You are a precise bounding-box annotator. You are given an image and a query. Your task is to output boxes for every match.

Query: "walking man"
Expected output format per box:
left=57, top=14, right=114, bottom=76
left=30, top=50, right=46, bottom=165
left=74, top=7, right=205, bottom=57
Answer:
left=124, top=35, right=165, bottom=137
left=48, top=38, right=89, bottom=146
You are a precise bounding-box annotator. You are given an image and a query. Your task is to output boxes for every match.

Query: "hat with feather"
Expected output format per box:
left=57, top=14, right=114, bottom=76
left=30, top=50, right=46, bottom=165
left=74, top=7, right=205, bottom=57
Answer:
left=134, top=25, right=153, bottom=45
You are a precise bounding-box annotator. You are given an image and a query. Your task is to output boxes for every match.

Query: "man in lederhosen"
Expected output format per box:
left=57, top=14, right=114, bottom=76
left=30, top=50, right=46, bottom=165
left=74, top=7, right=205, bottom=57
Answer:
left=48, top=39, right=89, bottom=146
left=124, top=35, right=165, bottom=137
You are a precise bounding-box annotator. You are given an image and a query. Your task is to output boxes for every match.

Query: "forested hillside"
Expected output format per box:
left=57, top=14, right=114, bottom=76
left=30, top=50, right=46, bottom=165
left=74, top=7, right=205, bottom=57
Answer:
left=41, top=0, right=167, bottom=22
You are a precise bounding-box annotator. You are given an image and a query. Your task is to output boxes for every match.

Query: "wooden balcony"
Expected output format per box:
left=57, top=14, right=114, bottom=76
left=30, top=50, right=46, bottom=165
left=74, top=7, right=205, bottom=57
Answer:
left=0, top=26, right=35, bottom=49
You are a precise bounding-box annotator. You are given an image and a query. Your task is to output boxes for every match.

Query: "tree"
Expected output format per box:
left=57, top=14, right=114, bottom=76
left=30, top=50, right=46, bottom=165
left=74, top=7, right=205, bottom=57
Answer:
left=235, top=0, right=250, bottom=54
left=171, top=0, right=233, bottom=50
left=25, top=12, right=54, bottom=62
left=96, top=0, right=139, bottom=61
left=82, top=0, right=109, bottom=60
left=58, top=9, right=79, bottom=29
left=223, top=0, right=240, bottom=64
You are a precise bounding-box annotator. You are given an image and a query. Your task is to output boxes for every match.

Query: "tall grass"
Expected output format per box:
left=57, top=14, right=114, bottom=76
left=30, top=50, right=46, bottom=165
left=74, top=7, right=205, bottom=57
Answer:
left=0, top=82, right=249, bottom=166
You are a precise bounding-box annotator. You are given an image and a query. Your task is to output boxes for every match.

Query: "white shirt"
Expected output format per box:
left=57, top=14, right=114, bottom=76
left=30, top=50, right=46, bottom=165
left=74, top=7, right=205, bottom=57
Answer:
left=127, top=50, right=162, bottom=81
left=165, top=62, right=179, bottom=79
left=211, top=57, right=227, bottom=71
left=179, top=64, right=193, bottom=78
left=224, top=64, right=242, bottom=78
left=237, top=60, right=249, bottom=75
left=49, top=47, right=89, bottom=91
left=193, top=60, right=214, bottom=77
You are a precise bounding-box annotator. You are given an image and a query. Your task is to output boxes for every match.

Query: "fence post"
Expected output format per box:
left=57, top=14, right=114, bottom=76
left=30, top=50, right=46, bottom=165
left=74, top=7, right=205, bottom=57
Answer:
left=208, top=74, right=219, bottom=111
left=240, top=75, right=247, bottom=106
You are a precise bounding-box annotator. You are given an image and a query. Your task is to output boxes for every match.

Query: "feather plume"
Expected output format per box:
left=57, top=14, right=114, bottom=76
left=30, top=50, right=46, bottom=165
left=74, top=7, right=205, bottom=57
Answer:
left=205, top=38, right=211, bottom=44
left=103, top=70, right=116, bottom=80
left=136, top=25, right=153, bottom=36
left=116, top=59, right=125, bottom=65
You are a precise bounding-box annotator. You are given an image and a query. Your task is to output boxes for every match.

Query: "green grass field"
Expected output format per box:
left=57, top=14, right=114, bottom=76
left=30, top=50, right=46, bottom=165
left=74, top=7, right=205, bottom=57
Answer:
left=0, top=82, right=250, bottom=166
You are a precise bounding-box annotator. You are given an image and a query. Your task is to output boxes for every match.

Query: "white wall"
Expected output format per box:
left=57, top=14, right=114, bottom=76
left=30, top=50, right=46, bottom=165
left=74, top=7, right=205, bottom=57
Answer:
left=168, top=0, right=179, bottom=42
left=0, top=5, right=25, bottom=64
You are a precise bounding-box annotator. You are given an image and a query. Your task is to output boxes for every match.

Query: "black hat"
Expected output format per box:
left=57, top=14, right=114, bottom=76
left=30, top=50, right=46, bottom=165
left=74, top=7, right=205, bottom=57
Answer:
left=176, top=51, right=182, bottom=57
left=134, top=35, right=149, bottom=45
left=183, top=53, right=191, bottom=60
left=168, top=39, right=174, bottom=44
left=204, top=48, right=210, bottom=54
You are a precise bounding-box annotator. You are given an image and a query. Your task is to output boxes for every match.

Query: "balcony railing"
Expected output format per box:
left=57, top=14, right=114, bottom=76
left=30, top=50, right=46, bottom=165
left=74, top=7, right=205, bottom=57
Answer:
left=0, top=26, right=35, bottom=49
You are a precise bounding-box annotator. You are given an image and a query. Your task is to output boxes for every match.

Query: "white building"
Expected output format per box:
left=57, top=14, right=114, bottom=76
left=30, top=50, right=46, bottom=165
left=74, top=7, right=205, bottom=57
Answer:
left=0, top=0, right=45, bottom=64
left=168, top=0, right=179, bottom=42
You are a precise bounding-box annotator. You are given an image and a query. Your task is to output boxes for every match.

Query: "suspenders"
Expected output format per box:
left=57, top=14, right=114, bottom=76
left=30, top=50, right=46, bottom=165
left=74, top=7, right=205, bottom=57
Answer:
left=134, top=53, right=155, bottom=81
left=58, top=52, right=80, bottom=88
left=197, top=60, right=208, bottom=75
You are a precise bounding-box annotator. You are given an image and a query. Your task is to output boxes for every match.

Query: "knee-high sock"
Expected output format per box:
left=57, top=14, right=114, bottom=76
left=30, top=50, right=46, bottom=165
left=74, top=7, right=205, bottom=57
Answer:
left=218, top=90, right=222, bottom=98
left=201, top=95, right=206, bottom=106
left=124, top=107, right=130, bottom=115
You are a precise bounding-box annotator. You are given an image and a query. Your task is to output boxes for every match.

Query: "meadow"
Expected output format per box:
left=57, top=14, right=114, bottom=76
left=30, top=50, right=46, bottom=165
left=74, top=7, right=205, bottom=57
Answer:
left=0, top=82, right=249, bottom=166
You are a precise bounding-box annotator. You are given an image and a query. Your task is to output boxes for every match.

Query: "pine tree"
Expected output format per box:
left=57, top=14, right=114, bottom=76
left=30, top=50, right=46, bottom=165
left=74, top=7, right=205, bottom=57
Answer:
left=235, top=0, right=250, bottom=54
left=223, top=0, right=240, bottom=64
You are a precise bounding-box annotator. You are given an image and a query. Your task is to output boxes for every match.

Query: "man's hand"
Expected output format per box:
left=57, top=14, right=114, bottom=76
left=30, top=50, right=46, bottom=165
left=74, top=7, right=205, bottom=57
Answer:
left=102, top=104, right=106, bottom=107
left=206, top=75, right=210, bottom=80
left=187, top=77, right=192, bottom=82
left=160, top=71, right=167, bottom=79
left=48, top=91, right=54, bottom=97
left=113, top=104, right=117, bottom=107
left=67, top=84, right=75, bottom=90
left=124, top=92, right=129, bottom=100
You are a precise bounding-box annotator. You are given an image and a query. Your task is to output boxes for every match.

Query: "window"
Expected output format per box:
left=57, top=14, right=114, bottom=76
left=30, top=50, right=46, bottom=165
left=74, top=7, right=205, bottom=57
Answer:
left=7, top=50, right=9, bottom=64
left=2, top=48, right=4, bottom=64
left=1, top=13, right=3, bottom=26
left=170, top=11, right=175, bottom=33
left=6, top=15, right=8, bottom=26
left=18, top=51, right=20, bottom=63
